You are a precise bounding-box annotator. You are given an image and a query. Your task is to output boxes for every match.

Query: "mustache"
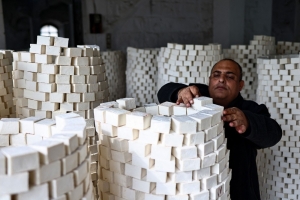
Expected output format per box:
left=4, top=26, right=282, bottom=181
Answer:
left=215, top=83, right=227, bottom=89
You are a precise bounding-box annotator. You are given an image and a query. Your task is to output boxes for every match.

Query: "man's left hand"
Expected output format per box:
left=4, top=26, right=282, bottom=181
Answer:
left=222, top=107, right=248, bottom=134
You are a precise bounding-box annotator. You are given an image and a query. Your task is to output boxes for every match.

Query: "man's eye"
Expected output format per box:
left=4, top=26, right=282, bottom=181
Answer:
left=227, top=75, right=235, bottom=79
left=213, top=74, right=220, bottom=78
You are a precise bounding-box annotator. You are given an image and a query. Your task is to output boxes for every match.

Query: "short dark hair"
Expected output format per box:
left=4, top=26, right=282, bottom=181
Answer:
left=211, top=58, right=243, bottom=81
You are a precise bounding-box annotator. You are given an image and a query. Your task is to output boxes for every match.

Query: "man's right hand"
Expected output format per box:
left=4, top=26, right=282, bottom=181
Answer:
left=176, top=85, right=201, bottom=107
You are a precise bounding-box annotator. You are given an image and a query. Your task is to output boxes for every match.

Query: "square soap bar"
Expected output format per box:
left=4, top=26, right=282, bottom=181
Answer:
left=105, top=108, right=130, bottom=127
left=116, top=98, right=136, bottom=110
left=192, top=97, right=213, bottom=111
left=171, top=115, right=197, bottom=134
left=158, top=102, right=176, bottom=116
left=150, top=115, right=171, bottom=134
left=126, top=111, right=152, bottom=130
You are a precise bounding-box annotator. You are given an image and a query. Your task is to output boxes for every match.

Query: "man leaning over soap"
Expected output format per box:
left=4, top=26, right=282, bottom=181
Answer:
left=157, top=58, right=282, bottom=200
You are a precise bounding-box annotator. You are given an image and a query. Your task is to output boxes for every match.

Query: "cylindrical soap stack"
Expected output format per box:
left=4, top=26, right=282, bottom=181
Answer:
left=12, top=35, right=109, bottom=120
left=0, top=113, right=94, bottom=200
left=223, top=35, right=276, bottom=101
left=101, top=51, right=126, bottom=101
left=95, top=97, right=231, bottom=200
left=126, top=47, right=159, bottom=106
left=12, top=36, right=108, bottom=199
left=0, top=50, right=15, bottom=118
left=277, top=41, right=300, bottom=55
left=156, top=43, right=223, bottom=91
left=256, top=55, right=300, bottom=200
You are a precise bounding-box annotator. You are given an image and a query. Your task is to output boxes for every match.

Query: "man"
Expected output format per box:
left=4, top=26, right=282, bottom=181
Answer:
left=157, top=58, right=282, bottom=200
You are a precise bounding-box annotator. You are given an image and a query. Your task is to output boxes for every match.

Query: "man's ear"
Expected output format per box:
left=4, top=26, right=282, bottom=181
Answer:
left=239, top=80, right=244, bottom=91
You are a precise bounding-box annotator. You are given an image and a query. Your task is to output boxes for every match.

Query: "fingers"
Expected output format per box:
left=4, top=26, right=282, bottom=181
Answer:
left=189, top=86, right=200, bottom=98
left=177, top=86, right=200, bottom=107
left=222, top=107, right=248, bottom=134
left=223, top=107, right=238, bottom=115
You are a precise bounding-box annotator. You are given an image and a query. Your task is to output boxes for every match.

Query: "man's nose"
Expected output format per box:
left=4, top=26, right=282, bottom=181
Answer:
left=219, top=74, right=225, bottom=83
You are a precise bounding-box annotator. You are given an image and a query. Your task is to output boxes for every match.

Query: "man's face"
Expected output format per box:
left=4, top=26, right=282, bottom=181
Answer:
left=208, top=60, right=244, bottom=107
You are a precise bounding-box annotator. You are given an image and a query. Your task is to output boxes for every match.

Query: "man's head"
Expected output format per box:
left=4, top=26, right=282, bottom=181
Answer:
left=208, top=59, right=244, bottom=107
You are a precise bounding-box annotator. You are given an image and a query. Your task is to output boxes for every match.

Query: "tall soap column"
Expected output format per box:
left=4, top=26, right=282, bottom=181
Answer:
left=256, top=55, right=300, bottom=200
left=0, top=50, right=15, bottom=117
left=12, top=36, right=109, bottom=200
left=126, top=47, right=159, bottom=106
left=156, top=43, right=223, bottom=91
left=101, top=51, right=126, bottom=101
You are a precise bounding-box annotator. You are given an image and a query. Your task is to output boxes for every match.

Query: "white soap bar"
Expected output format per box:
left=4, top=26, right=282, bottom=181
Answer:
left=199, top=109, right=222, bottom=126
left=50, top=173, right=74, bottom=198
left=145, top=192, right=165, bottom=200
left=144, top=103, right=159, bottom=115
left=204, top=125, right=218, bottom=142
left=156, top=179, right=176, bottom=195
left=132, top=153, right=154, bottom=169
left=210, top=182, right=225, bottom=199
left=0, top=135, right=9, bottom=147
left=177, top=181, right=200, bottom=194
left=94, top=106, right=110, bottom=123
left=55, top=113, right=85, bottom=130
left=173, top=103, right=187, bottom=115
left=109, top=137, right=128, bottom=152
left=117, top=126, right=139, bottom=140
left=192, top=97, right=213, bottom=110
left=188, top=112, right=211, bottom=131
left=101, top=123, right=117, bottom=137
left=54, top=37, right=69, bottom=47
left=30, top=160, right=61, bottom=185
left=20, top=117, right=44, bottom=134
left=202, top=152, right=216, bottom=168
left=26, top=134, right=43, bottom=145
left=154, top=156, right=175, bottom=172
left=172, top=145, right=197, bottom=159
left=128, top=140, right=151, bottom=157
left=0, top=172, right=29, bottom=195
left=176, top=157, right=201, bottom=171
left=151, top=142, right=172, bottom=160
left=183, top=131, right=205, bottom=146
left=34, top=119, right=56, bottom=137
left=171, top=115, right=197, bottom=134
left=193, top=166, right=211, bottom=180
left=201, top=174, right=217, bottom=190
left=197, top=140, right=214, bottom=158
left=125, top=163, right=146, bottom=180
left=15, top=183, right=48, bottom=200
left=105, top=108, right=130, bottom=127
left=150, top=115, right=171, bottom=134
left=216, top=144, right=227, bottom=162
left=132, top=177, right=155, bottom=193
left=116, top=98, right=136, bottom=110
left=47, top=133, right=78, bottom=155
left=161, top=132, right=183, bottom=147
left=31, top=140, right=65, bottom=164
left=212, top=132, right=225, bottom=151
left=122, top=187, right=145, bottom=200
left=158, top=102, right=176, bottom=116
left=203, top=103, right=224, bottom=112
left=111, top=150, right=131, bottom=163
left=146, top=167, right=167, bottom=183
left=37, top=36, right=54, bottom=45
left=0, top=118, right=20, bottom=134
left=138, top=128, right=160, bottom=144
left=168, top=168, right=192, bottom=183
left=1, top=146, right=39, bottom=174
left=0, top=151, right=6, bottom=175
left=189, top=190, right=209, bottom=200
left=113, top=172, right=132, bottom=187
left=126, top=112, right=152, bottom=130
